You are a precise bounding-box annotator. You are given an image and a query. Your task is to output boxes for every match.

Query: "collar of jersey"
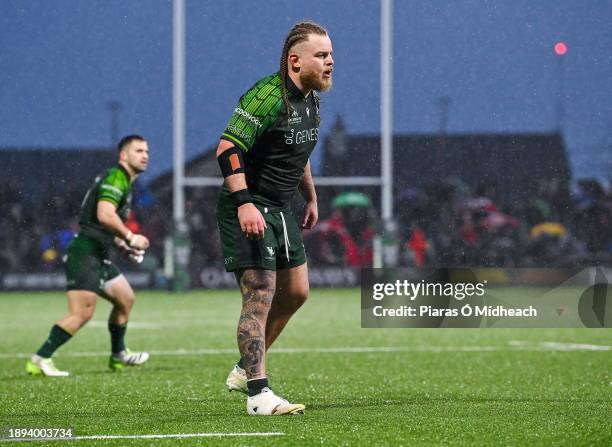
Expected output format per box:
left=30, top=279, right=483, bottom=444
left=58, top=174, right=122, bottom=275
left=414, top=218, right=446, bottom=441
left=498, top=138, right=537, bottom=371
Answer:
left=285, top=74, right=310, bottom=101
left=116, top=163, right=132, bottom=183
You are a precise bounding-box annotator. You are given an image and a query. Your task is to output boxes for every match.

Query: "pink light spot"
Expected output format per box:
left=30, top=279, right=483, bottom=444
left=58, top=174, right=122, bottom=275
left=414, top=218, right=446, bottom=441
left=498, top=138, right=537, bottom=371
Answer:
left=554, top=42, right=568, bottom=56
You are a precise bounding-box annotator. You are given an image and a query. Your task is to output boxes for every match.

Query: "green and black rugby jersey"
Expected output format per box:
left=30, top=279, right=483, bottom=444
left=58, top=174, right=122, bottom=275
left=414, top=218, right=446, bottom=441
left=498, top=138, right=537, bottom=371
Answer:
left=78, top=165, right=132, bottom=247
left=220, top=72, right=320, bottom=208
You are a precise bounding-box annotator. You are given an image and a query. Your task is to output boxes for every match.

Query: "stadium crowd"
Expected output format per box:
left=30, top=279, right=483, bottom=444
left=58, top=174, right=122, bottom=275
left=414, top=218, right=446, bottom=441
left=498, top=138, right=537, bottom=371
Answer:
left=306, top=177, right=612, bottom=268
left=0, top=179, right=164, bottom=273
left=1, top=176, right=610, bottom=275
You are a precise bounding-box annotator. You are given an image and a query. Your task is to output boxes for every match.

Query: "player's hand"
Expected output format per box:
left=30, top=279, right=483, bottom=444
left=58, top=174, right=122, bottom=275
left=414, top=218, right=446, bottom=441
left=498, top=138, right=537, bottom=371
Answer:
left=128, top=249, right=145, bottom=264
left=126, top=231, right=150, bottom=250
left=237, top=203, right=267, bottom=239
left=302, top=200, right=318, bottom=229
left=114, top=237, right=145, bottom=263
left=114, top=236, right=130, bottom=250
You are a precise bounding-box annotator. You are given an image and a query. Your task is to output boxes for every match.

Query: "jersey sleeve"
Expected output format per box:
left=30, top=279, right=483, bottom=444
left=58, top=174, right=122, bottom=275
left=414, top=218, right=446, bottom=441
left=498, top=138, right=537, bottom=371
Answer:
left=98, top=169, right=129, bottom=206
left=221, top=75, right=283, bottom=152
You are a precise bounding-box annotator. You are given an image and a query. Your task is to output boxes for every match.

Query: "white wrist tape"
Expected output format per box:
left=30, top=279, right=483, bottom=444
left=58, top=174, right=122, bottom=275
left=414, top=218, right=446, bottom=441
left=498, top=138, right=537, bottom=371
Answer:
left=129, top=250, right=145, bottom=264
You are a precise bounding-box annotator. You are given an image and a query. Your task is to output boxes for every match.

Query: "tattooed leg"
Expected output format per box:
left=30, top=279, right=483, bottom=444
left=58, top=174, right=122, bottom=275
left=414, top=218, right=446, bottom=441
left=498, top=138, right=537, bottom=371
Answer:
left=235, top=269, right=276, bottom=380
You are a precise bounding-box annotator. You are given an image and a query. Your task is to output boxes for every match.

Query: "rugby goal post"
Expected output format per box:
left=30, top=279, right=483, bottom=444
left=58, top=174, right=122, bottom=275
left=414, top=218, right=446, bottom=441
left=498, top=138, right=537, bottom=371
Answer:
left=170, top=0, right=396, bottom=283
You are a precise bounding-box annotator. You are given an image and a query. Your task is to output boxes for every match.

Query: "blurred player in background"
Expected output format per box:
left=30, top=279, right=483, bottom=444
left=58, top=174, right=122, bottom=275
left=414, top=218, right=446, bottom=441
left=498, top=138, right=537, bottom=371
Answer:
left=26, top=135, right=151, bottom=376
left=216, top=21, right=334, bottom=415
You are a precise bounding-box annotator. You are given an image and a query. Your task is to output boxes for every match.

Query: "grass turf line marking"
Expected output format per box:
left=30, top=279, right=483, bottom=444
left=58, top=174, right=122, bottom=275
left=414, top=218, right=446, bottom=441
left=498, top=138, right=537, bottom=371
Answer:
left=509, top=340, right=612, bottom=351
left=0, top=432, right=284, bottom=443
left=539, top=342, right=612, bottom=351
left=87, top=320, right=163, bottom=329
left=2, top=343, right=611, bottom=359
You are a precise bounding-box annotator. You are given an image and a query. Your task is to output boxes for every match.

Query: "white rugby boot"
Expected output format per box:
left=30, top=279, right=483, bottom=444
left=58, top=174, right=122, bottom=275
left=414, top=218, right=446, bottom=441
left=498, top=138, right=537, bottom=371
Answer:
left=26, top=355, right=70, bottom=377
left=109, top=349, right=149, bottom=371
left=246, top=387, right=305, bottom=416
left=226, top=364, right=248, bottom=393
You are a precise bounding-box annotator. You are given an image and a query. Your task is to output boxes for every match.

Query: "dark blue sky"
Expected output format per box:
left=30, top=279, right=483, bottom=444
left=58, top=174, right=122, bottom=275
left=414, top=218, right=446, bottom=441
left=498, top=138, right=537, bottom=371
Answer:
left=1, top=0, right=610, bottom=182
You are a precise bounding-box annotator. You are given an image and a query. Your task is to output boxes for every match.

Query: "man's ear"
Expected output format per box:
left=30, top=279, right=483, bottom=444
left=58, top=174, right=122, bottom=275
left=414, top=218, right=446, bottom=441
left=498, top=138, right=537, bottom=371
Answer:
left=288, top=52, right=301, bottom=70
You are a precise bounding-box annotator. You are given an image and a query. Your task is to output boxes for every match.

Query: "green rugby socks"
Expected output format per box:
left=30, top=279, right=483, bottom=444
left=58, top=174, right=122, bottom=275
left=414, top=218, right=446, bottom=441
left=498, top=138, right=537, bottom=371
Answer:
left=36, top=324, right=72, bottom=358
left=108, top=322, right=127, bottom=354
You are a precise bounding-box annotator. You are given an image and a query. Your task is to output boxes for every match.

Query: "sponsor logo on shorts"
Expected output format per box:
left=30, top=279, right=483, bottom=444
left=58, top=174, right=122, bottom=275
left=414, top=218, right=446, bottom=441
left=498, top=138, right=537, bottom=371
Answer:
left=224, top=257, right=233, bottom=265
left=264, top=246, right=275, bottom=261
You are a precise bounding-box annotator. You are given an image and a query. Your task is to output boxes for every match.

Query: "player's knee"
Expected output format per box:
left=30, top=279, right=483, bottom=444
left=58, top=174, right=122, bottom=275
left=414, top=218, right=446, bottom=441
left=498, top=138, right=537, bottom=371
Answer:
left=292, top=287, right=309, bottom=307
left=281, top=286, right=308, bottom=312
left=241, top=271, right=276, bottom=304
left=123, top=292, right=136, bottom=310
left=249, top=286, right=275, bottom=314
left=75, top=307, right=95, bottom=326
left=115, top=292, right=135, bottom=313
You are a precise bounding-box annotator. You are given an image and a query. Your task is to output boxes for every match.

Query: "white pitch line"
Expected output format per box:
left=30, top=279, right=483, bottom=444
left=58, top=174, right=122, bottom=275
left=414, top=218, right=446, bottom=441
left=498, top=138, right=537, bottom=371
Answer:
left=2, top=343, right=610, bottom=359
left=539, top=341, right=611, bottom=351
left=0, top=320, right=234, bottom=331
left=0, top=432, right=284, bottom=443
left=3, top=346, right=497, bottom=359
left=509, top=340, right=612, bottom=351
left=87, top=321, right=163, bottom=329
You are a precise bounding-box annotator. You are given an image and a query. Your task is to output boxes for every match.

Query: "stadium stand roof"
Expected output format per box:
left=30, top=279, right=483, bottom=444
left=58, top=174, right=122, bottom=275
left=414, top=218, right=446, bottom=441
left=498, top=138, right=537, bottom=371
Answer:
left=1, top=147, right=116, bottom=200
left=321, top=117, right=571, bottom=204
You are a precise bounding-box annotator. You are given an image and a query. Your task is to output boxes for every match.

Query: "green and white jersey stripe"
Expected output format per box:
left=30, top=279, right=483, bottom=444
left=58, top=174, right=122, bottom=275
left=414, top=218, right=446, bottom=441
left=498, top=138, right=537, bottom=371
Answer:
left=220, top=73, right=321, bottom=208
left=78, top=165, right=132, bottom=247
left=222, top=73, right=283, bottom=152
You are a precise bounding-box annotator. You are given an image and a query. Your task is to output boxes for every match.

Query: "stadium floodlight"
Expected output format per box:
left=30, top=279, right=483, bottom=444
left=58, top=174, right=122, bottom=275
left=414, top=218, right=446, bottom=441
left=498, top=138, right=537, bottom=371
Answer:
left=554, top=41, right=568, bottom=56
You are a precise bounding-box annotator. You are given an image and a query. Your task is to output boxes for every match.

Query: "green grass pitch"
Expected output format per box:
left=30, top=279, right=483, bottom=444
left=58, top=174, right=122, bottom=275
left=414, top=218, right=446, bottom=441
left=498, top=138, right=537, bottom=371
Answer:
left=1, top=289, right=610, bottom=446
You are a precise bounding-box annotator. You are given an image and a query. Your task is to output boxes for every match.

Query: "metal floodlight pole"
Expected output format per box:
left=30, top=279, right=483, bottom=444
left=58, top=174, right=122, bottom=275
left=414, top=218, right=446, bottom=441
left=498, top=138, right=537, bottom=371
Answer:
left=173, top=0, right=186, bottom=224
left=553, top=41, right=568, bottom=133
left=556, top=52, right=566, bottom=132
left=381, top=0, right=393, bottom=222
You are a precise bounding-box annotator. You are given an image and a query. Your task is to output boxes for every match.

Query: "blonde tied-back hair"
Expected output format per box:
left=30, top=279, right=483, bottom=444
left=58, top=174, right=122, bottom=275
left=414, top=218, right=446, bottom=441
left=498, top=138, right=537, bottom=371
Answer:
left=279, top=21, right=328, bottom=125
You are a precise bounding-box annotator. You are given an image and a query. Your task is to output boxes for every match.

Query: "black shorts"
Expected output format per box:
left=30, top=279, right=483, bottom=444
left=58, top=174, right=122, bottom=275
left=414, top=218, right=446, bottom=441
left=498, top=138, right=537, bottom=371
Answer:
left=63, top=235, right=121, bottom=292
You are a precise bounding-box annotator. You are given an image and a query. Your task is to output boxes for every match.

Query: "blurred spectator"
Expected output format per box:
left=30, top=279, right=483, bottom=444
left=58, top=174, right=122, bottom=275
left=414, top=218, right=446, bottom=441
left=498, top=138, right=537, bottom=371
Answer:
left=1, top=174, right=610, bottom=274
left=405, top=225, right=432, bottom=268
left=573, top=179, right=612, bottom=254
left=39, top=220, right=77, bottom=270
left=304, top=192, right=376, bottom=267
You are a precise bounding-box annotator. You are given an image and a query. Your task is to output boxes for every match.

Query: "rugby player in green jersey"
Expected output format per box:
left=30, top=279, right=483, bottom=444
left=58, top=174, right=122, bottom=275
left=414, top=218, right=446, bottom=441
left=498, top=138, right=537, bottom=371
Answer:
left=216, top=21, right=333, bottom=415
left=26, top=135, right=151, bottom=377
